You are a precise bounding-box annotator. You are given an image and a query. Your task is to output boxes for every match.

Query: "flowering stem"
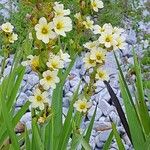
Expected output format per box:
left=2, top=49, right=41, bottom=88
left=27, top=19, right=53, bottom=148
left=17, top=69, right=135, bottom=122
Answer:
left=0, top=56, right=7, bottom=79
left=58, top=36, right=63, bottom=50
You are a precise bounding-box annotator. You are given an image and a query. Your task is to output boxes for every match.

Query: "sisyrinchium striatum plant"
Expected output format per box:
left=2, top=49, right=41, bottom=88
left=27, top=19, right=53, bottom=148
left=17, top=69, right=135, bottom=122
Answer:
left=0, top=0, right=149, bottom=150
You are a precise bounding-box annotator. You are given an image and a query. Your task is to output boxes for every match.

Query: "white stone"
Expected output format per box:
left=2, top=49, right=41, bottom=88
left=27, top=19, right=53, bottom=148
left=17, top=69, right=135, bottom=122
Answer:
left=20, top=112, right=31, bottom=124
left=98, top=99, right=114, bottom=116
left=87, top=106, right=102, bottom=121
left=109, top=111, right=120, bottom=125
left=3, top=66, right=11, bottom=76
left=27, top=74, right=39, bottom=86
left=63, top=97, right=70, bottom=108
left=25, top=121, right=32, bottom=130
left=65, top=91, right=73, bottom=98
left=97, top=129, right=112, bottom=142
left=69, top=77, right=80, bottom=87
left=16, top=93, right=28, bottom=107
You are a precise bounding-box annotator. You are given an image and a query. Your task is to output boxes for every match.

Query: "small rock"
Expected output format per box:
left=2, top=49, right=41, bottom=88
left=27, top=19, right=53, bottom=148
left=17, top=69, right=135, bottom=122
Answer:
left=15, top=122, right=25, bottom=133
left=20, top=112, right=31, bottom=124
left=109, top=111, right=120, bottom=125
left=96, top=129, right=112, bottom=142
left=25, top=121, right=32, bottom=130
left=65, top=91, right=73, bottom=98
left=98, top=99, right=114, bottom=116
left=87, top=106, right=102, bottom=121
left=69, top=77, right=80, bottom=87
left=27, top=74, right=39, bottom=86
left=63, top=107, right=68, bottom=116
left=3, top=66, right=11, bottom=76
left=80, top=65, right=86, bottom=75
left=94, top=121, right=112, bottom=131
left=25, top=90, right=33, bottom=97
left=126, top=29, right=137, bottom=44
left=63, top=97, right=70, bottom=107
left=16, top=93, right=28, bottom=107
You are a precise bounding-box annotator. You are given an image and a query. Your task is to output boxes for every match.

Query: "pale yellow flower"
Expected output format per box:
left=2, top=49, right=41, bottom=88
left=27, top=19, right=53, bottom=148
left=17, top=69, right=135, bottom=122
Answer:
left=53, top=2, right=70, bottom=17
left=83, top=52, right=96, bottom=69
left=1, top=22, right=14, bottom=33
left=83, top=16, right=94, bottom=30
left=90, top=48, right=106, bottom=64
left=53, top=16, right=72, bottom=37
left=99, top=32, right=117, bottom=48
left=46, top=55, right=64, bottom=70
left=73, top=99, right=91, bottom=113
left=113, top=27, right=124, bottom=35
left=29, top=88, right=49, bottom=110
left=35, top=17, right=56, bottom=43
left=91, top=0, right=104, bottom=12
left=113, top=35, right=126, bottom=50
left=93, top=23, right=113, bottom=35
left=95, top=68, right=109, bottom=81
left=74, top=12, right=82, bottom=20
left=59, top=49, right=71, bottom=63
left=21, top=55, right=39, bottom=70
left=40, top=70, right=60, bottom=90
left=83, top=40, right=99, bottom=50
left=8, top=33, right=18, bottom=43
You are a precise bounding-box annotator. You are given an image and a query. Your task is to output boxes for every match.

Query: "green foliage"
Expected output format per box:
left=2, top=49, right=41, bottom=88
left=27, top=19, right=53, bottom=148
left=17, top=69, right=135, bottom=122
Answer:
left=114, top=50, right=150, bottom=150
left=97, top=0, right=130, bottom=26
left=9, top=2, right=32, bottom=52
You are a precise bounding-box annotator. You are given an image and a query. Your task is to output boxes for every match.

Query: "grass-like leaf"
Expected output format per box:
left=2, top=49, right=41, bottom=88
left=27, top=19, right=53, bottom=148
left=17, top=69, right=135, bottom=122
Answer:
left=133, top=49, right=150, bottom=135
left=103, top=130, right=113, bottom=150
left=112, top=123, right=125, bottom=150
left=83, top=105, right=97, bottom=146
left=58, top=82, right=81, bottom=150
left=119, top=74, right=146, bottom=150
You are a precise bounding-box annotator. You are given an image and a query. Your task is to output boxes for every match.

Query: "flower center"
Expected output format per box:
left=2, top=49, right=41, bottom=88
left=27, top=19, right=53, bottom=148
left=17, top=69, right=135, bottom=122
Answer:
left=56, top=22, right=64, bottom=30
left=105, top=36, right=112, bottom=42
left=98, top=72, right=104, bottom=78
left=36, top=95, right=43, bottom=101
left=46, top=75, right=52, bottom=81
left=89, top=59, right=95, bottom=64
left=96, top=54, right=102, bottom=60
left=52, top=62, right=58, bottom=68
left=42, top=27, right=48, bottom=34
left=5, top=27, right=9, bottom=31
left=92, top=2, right=97, bottom=7
left=79, top=104, right=86, bottom=109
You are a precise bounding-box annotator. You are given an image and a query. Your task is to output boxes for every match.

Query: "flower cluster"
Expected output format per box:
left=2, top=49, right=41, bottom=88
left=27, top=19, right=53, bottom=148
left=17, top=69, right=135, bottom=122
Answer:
left=0, top=22, right=18, bottom=43
left=82, top=20, right=126, bottom=91
left=34, top=2, right=72, bottom=44
left=20, top=2, right=74, bottom=110
left=22, top=49, right=71, bottom=110
left=94, top=23, right=126, bottom=51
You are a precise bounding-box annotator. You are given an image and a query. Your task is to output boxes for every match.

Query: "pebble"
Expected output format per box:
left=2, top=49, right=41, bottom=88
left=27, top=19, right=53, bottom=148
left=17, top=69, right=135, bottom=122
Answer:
left=96, top=129, right=112, bottom=142
left=94, top=121, right=112, bottom=131
left=26, top=74, right=39, bottom=86
left=109, top=111, right=120, bottom=125
left=16, top=93, right=28, bottom=107
left=63, top=97, right=70, bottom=107
left=20, top=112, right=31, bottom=124
left=98, top=99, right=114, bottom=116
left=87, top=106, right=102, bottom=121
left=3, top=66, right=11, bottom=76
left=126, top=29, right=137, bottom=44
